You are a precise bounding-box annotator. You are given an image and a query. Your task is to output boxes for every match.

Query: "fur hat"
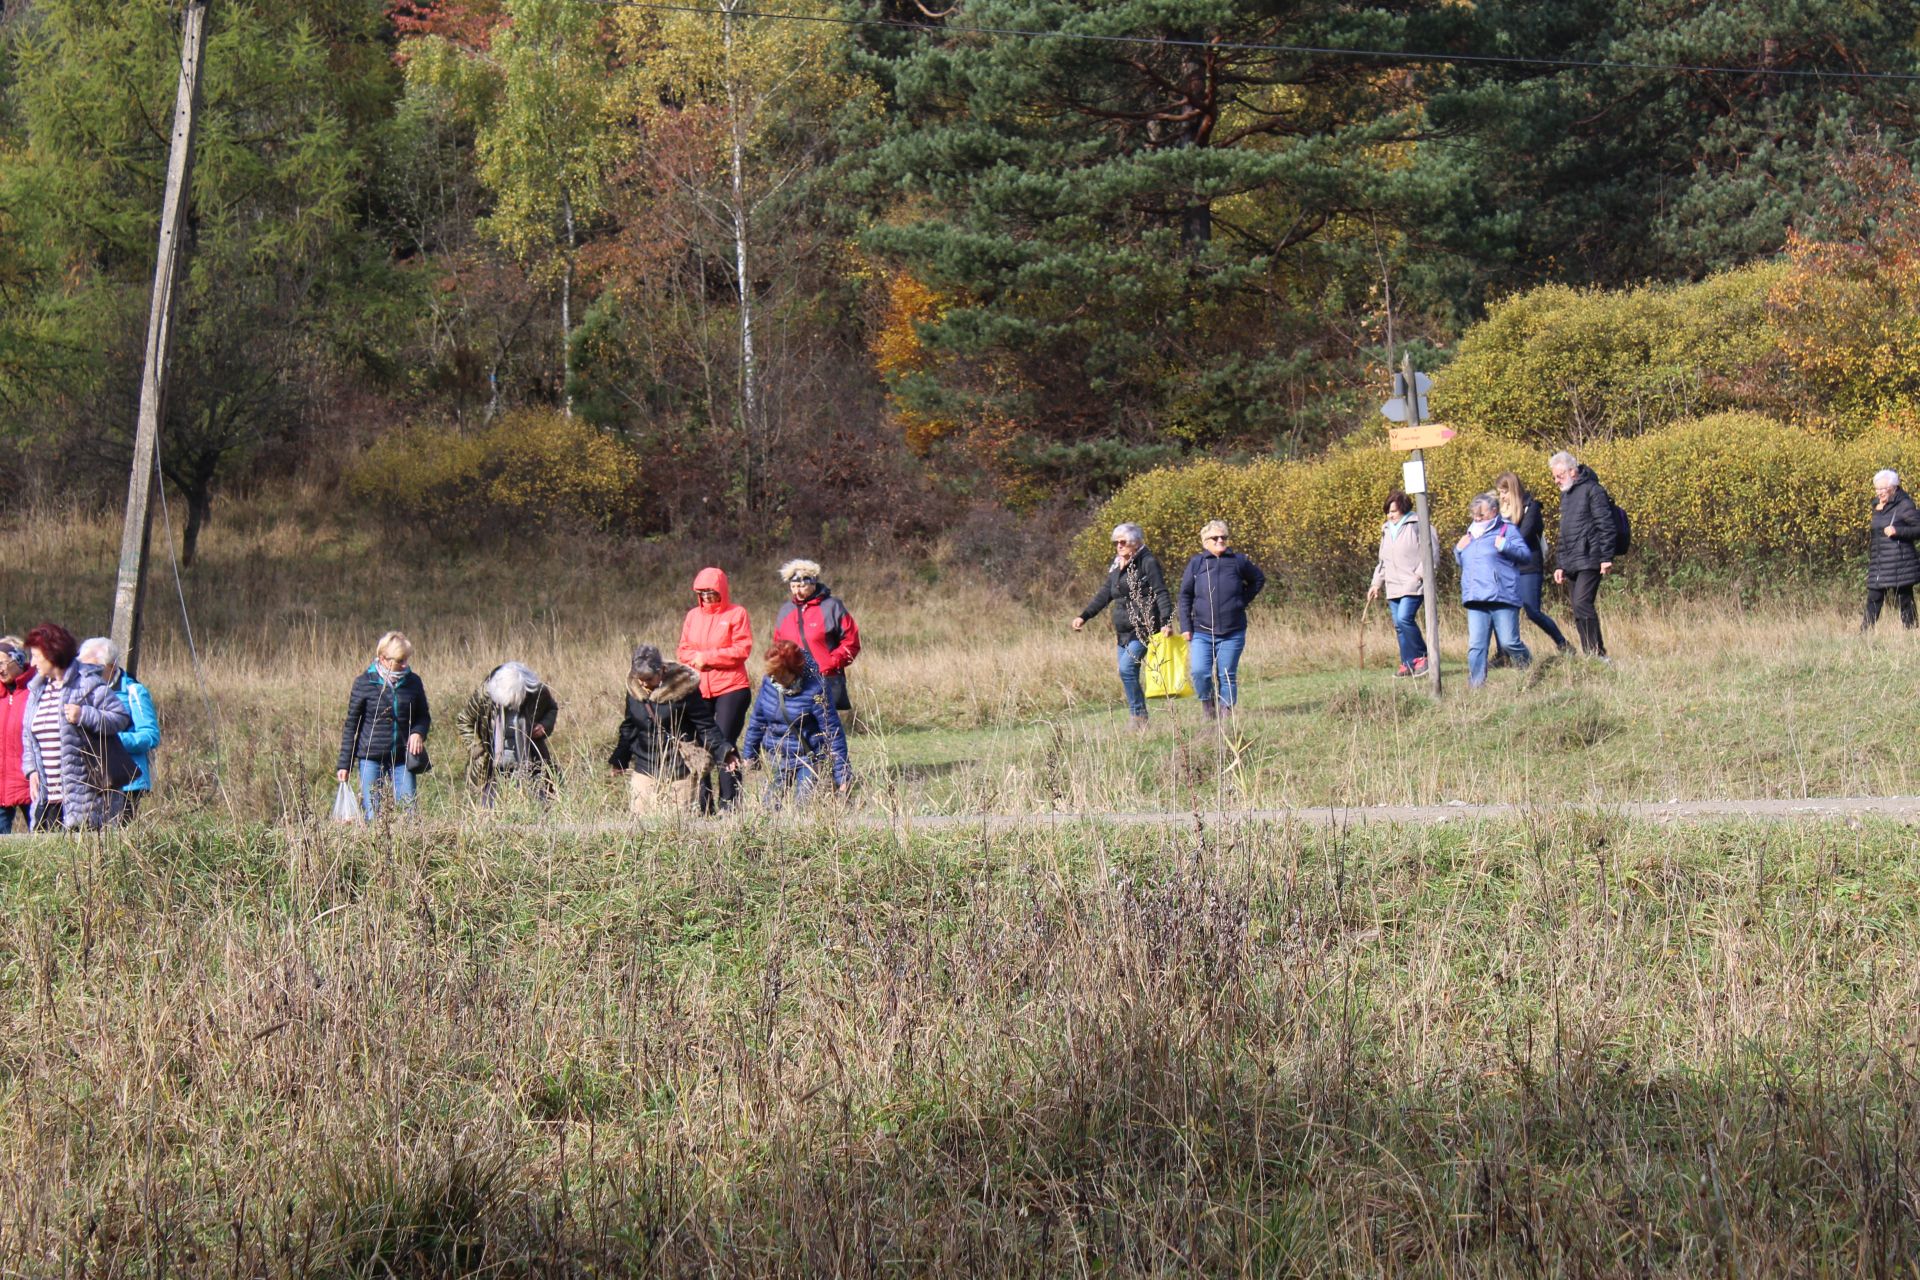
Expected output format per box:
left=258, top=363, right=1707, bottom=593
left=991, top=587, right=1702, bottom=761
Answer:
left=778, top=558, right=822, bottom=584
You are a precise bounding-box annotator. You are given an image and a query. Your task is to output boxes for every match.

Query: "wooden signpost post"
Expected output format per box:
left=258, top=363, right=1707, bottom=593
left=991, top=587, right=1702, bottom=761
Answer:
left=1381, top=357, right=1451, bottom=697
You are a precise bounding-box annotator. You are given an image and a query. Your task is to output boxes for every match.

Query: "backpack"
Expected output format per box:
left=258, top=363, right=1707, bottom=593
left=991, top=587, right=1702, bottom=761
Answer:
left=1611, top=500, right=1632, bottom=557
left=85, top=730, right=139, bottom=790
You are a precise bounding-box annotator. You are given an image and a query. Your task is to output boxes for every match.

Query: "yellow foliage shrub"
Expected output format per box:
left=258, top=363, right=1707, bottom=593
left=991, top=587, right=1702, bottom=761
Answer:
left=1431, top=264, right=1784, bottom=445
left=1080, top=413, right=1920, bottom=594
left=349, top=410, right=644, bottom=532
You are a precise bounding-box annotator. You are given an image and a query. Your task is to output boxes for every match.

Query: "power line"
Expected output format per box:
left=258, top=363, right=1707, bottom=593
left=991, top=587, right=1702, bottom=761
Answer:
left=582, top=0, right=1920, bottom=84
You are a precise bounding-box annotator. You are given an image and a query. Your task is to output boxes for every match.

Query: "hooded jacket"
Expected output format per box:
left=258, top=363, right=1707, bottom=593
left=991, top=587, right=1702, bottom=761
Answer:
left=677, top=568, right=754, bottom=699
left=739, top=667, right=850, bottom=787
left=1079, top=548, right=1174, bottom=646
left=773, top=585, right=860, bottom=677
left=609, top=662, right=730, bottom=779
left=1454, top=518, right=1533, bottom=606
left=108, top=672, right=160, bottom=793
left=1369, top=514, right=1439, bottom=600
left=1868, top=488, right=1920, bottom=589
left=22, top=662, right=132, bottom=830
left=1178, top=550, right=1266, bottom=637
left=1556, top=465, right=1618, bottom=572
left=0, top=671, right=31, bottom=808
left=336, top=666, right=432, bottom=772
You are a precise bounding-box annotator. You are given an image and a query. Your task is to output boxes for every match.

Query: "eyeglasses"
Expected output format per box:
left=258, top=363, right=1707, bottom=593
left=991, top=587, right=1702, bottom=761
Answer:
left=788, top=576, right=817, bottom=586
left=694, top=589, right=721, bottom=599
left=1204, top=535, right=1228, bottom=543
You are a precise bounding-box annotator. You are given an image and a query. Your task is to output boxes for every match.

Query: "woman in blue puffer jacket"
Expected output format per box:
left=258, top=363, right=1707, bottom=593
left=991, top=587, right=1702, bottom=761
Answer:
left=739, top=640, right=850, bottom=804
left=1453, top=492, right=1534, bottom=688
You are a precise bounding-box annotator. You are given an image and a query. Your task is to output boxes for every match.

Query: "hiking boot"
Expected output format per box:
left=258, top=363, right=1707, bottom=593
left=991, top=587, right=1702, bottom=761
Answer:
left=1410, top=657, right=1429, bottom=677
left=1198, top=699, right=1216, bottom=720
left=1394, top=663, right=1411, bottom=678
left=1128, top=714, right=1149, bottom=732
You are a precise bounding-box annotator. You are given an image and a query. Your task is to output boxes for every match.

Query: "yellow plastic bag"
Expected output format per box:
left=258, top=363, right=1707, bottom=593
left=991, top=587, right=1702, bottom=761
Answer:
left=1142, top=631, right=1194, bottom=699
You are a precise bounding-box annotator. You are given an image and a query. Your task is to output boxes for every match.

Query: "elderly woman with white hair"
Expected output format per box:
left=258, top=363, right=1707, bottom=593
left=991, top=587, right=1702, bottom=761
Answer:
left=456, top=662, right=559, bottom=803
left=771, top=558, right=861, bottom=714
left=1073, top=522, right=1175, bottom=726
left=1177, top=519, right=1267, bottom=722
left=78, top=637, right=161, bottom=818
left=1866, top=468, right=1920, bottom=630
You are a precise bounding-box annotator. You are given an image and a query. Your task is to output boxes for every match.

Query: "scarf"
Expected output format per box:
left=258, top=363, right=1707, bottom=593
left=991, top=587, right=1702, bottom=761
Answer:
left=1383, top=513, right=1410, bottom=537
left=1468, top=518, right=1497, bottom=539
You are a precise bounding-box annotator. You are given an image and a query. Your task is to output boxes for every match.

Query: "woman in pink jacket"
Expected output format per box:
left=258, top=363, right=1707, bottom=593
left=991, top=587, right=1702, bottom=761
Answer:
left=677, top=566, right=754, bottom=808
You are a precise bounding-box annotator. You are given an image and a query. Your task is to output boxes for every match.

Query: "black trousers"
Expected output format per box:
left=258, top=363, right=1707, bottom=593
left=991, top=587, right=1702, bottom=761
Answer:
left=1864, top=585, right=1918, bottom=630
left=706, top=688, right=752, bottom=809
left=1565, top=568, right=1607, bottom=657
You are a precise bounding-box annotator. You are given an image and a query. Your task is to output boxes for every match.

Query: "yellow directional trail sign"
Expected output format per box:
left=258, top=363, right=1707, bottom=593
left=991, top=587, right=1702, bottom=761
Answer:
left=1389, top=422, right=1455, bottom=451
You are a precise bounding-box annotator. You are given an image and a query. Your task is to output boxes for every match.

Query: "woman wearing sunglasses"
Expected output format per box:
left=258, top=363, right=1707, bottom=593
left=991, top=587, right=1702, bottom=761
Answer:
left=677, top=567, right=754, bottom=808
left=771, top=559, right=861, bottom=716
left=1177, top=520, right=1266, bottom=724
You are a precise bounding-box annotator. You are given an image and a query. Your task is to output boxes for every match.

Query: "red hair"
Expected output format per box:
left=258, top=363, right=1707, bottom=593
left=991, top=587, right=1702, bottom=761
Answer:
left=764, top=640, right=806, bottom=683
left=24, top=623, right=76, bottom=671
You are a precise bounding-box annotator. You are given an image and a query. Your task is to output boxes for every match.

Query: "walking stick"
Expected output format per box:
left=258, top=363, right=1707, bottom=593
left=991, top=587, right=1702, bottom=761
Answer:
left=1357, top=594, right=1374, bottom=671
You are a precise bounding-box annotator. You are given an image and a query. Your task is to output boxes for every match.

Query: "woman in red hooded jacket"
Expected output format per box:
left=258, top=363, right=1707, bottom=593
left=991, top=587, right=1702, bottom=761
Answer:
left=0, top=640, right=30, bottom=832
left=677, top=566, right=754, bottom=808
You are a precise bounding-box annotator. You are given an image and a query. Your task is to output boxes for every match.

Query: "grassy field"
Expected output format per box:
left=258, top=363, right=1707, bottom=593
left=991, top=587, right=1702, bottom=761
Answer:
left=3, top=497, right=1920, bottom=1275
left=0, top=492, right=1910, bottom=823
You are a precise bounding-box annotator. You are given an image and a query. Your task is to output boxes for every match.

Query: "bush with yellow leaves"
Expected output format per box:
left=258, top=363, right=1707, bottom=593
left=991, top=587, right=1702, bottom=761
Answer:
left=349, top=411, right=644, bottom=533
left=1079, top=413, right=1920, bottom=595
left=1430, top=264, right=1785, bottom=446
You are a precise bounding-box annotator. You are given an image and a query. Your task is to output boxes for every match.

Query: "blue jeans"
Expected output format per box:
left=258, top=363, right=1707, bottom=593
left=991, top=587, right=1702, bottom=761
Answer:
left=1189, top=629, right=1247, bottom=707
left=1388, top=595, right=1427, bottom=666
left=766, top=759, right=822, bottom=808
left=1115, top=638, right=1149, bottom=717
left=1516, top=572, right=1569, bottom=649
left=358, top=757, right=418, bottom=819
left=1465, top=605, right=1529, bottom=688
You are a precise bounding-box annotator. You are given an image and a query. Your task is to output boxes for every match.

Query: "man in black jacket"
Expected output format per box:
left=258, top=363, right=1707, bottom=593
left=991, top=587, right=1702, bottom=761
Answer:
left=1549, top=450, right=1617, bottom=658
left=1072, top=522, right=1175, bottom=726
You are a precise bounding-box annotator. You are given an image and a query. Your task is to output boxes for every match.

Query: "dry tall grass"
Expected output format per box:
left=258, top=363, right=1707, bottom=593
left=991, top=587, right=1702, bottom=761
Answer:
left=3, top=497, right=1919, bottom=1275
left=0, top=493, right=1899, bottom=823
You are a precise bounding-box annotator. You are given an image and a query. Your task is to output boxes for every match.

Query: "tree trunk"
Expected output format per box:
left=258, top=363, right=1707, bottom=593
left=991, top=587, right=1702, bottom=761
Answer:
left=724, top=1, right=762, bottom=512
left=560, top=187, right=576, bottom=418
left=181, top=480, right=211, bottom=568
left=1178, top=33, right=1213, bottom=253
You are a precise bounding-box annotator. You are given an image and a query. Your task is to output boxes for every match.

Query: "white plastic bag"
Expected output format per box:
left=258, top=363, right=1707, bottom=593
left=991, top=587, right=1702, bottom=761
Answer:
left=330, top=780, right=363, bottom=824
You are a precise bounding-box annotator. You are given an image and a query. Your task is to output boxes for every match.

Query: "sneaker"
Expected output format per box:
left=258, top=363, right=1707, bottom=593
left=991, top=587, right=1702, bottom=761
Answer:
left=1394, top=663, right=1410, bottom=678
left=1410, top=657, right=1429, bottom=677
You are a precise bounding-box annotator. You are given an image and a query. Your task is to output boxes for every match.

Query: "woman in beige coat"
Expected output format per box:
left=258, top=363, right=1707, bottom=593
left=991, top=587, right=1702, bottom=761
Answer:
left=1366, top=490, right=1440, bottom=677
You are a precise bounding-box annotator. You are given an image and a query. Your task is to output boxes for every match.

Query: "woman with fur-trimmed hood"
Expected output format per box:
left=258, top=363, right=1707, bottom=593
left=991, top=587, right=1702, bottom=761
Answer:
left=771, top=558, right=860, bottom=713
left=608, top=645, right=735, bottom=815
left=457, top=662, right=559, bottom=802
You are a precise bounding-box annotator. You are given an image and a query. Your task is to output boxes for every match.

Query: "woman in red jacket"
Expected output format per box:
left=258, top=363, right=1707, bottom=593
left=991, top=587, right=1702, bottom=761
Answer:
left=677, top=566, right=753, bottom=808
left=0, top=641, right=29, bottom=832
left=772, top=559, right=861, bottom=714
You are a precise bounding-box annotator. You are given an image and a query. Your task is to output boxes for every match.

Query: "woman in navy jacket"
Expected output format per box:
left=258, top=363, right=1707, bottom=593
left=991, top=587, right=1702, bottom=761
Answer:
left=1177, top=519, right=1267, bottom=721
left=739, top=640, right=850, bottom=804
left=1454, top=493, right=1534, bottom=688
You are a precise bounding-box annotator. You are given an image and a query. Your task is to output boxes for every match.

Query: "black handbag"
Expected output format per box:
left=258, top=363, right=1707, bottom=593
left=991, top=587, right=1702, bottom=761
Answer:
left=406, top=743, right=432, bottom=774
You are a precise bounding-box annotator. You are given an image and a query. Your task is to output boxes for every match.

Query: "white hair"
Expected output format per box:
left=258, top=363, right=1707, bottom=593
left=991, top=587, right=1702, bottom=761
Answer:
left=1549, top=450, right=1578, bottom=470
left=778, top=558, right=822, bottom=583
left=79, top=636, right=119, bottom=667
left=1199, top=519, right=1230, bottom=544
left=1875, top=469, right=1899, bottom=489
left=1111, top=522, right=1145, bottom=548
left=486, top=662, right=540, bottom=708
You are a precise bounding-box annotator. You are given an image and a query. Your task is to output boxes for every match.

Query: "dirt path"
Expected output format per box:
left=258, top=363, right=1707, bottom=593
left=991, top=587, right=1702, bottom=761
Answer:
left=882, top=794, right=1920, bottom=831
left=516, top=795, right=1920, bottom=836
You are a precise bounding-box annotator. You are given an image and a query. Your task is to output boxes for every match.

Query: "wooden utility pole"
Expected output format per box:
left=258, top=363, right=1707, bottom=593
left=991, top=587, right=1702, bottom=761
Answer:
left=1400, top=353, right=1443, bottom=697
left=110, top=0, right=209, bottom=678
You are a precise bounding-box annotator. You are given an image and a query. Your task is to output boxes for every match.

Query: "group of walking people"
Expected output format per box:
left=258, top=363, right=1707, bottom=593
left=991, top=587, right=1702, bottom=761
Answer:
left=0, top=624, right=160, bottom=831
left=1076, top=448, right=1627, bottom=714
left=334, top=559, right=860, bottom=820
